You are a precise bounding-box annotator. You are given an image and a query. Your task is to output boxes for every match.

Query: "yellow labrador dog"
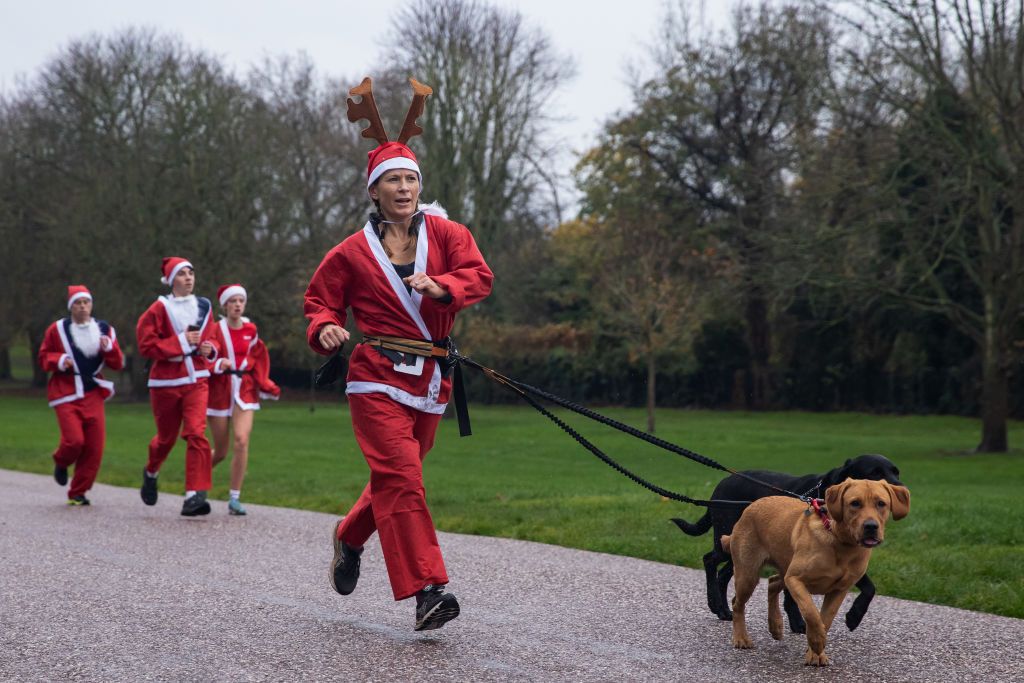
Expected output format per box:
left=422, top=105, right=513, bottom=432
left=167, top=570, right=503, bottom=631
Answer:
left=721, top=478, right=910, bottom=666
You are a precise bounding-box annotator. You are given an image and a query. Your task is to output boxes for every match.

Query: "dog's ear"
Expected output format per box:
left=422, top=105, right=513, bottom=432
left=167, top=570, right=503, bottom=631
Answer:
left=884, top=482, right=911, bottom=521
left=824, top=479, right=853, bottom=523
left=832, top=459, right=854, bottom=484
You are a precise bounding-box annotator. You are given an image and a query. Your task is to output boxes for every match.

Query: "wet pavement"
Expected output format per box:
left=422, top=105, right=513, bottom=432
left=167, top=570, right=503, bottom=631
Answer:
left=1, top=468, right=1021, bottom=682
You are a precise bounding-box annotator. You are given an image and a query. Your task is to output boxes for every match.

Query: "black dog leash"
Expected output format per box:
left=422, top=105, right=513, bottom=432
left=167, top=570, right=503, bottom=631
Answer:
left=313, top=341, right=817, bottom=507
left=451, top=352, right=819, bottom=507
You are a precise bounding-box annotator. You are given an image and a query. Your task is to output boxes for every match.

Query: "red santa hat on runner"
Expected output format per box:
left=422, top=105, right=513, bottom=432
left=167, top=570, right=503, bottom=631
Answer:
left=347, top=77, right=433, bottom=194
left=366, top=142, right=421, bottom=189
left=218, top=284, right=247, bottom=307
left=160, top=257, right=193, bottom=286
left=67, top=285, right=92, bottom=310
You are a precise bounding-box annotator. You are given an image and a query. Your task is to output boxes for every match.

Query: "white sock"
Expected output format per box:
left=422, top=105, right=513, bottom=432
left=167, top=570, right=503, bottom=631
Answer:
left=229, top=489, right=241, bottom=501
left=185, top=490, right=196, bottom=500
left=145, top=470, right=158, bottom=478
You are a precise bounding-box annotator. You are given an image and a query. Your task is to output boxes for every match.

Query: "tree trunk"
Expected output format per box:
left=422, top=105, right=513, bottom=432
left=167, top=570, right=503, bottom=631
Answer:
left=745, top=293, right=772, bottom=409
left=977, top=321, right=1008, bottom=452
left=646, top=353, right=656, bottom=435
left=0, top=346, right=10, bottom=380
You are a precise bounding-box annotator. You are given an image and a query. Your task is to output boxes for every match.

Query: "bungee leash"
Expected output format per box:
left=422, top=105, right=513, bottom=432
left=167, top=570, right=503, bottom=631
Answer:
left=451, top=352, right=820, bottom=507
left=314, top=335, right=822, bottom=508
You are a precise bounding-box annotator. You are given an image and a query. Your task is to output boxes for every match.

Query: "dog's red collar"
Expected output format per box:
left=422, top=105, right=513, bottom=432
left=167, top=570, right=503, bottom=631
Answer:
left=811, top=498, right=832, bottom=532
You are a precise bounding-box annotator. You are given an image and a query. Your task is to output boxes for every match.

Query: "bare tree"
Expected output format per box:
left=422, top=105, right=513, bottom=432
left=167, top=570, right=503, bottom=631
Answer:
left=830, top=0, right=1024, bottom=451
left=382, top=0, right=575, bottom=252
left=624, top=1, right=834, bottom=408
left=244, top=57, right=370, bottom=360
left=575, top=121, right=719, bottom=433
left=2, top=30, right=333, bottom=395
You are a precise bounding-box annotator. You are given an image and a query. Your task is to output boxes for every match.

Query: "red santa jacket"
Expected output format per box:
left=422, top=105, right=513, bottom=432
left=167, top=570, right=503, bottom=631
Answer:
left=304, top=209, right=493, bottom=413
left=38, top=318, right=124, bottom=407
left=207, top=318, right=281, bottom=415
left=136, top=295, right=219, bottom=388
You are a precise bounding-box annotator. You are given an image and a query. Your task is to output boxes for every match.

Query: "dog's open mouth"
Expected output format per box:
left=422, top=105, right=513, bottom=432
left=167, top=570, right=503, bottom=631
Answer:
left=860, top=538, right=882, bottom=548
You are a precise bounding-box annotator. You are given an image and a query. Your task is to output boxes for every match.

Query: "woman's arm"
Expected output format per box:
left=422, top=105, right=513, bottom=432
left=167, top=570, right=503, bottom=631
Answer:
left=422, top=221, right=494, bottom=313
left=304, top=248, right=351, bottom=354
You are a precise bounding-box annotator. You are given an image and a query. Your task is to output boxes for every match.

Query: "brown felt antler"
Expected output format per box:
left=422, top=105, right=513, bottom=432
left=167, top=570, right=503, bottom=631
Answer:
left=347, top=77, right=389, bottom=145
left=397, top=78, right=433, bottom=145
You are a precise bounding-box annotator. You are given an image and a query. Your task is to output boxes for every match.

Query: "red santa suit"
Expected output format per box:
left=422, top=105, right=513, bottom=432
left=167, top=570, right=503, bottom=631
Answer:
left=207, top=317, right=281, bottom=416
left=305, top=204, right=493, bottom=601
left=38, top=307, right=124, bottom=500
left=137, top=282, right=220, bottom=492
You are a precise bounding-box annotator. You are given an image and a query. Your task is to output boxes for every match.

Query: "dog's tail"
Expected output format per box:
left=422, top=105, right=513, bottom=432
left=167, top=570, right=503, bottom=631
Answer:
left=671, top=511, right=713, bottom=537
left=720, top=534, right=732, bottom=554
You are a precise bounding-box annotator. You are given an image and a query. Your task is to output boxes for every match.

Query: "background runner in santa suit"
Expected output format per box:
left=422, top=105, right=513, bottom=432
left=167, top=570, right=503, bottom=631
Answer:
left=207, top=283, right=281, bottom=516
left=305, top=126, right=493, bottom=631
left=38, top=285, right=124, bottom=505
left=136, top=257, right=220, bottom=517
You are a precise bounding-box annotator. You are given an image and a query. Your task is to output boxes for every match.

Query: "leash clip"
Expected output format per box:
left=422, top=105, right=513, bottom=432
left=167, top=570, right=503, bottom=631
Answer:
left=811, top=498, right=832, bottom=531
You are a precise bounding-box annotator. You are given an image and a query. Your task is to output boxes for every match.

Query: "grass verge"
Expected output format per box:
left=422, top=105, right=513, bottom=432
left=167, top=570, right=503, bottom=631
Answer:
left=1, top=393, right=1021, bottom=619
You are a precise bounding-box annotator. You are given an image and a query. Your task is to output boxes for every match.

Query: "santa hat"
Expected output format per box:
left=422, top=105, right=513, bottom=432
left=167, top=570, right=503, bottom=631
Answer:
left=160, top=257, right=193, bottom=286
left=218, top=284, right=247, bottom=307
left=67, top=285, right=92, bottom=310
left=367, top=142, right=421, bottom=190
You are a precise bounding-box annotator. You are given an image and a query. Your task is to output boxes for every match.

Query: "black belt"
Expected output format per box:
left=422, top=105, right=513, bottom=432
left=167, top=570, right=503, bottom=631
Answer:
left=314, top=335, right=473, bottom=437
left=363, top=335, right=472, bottom=438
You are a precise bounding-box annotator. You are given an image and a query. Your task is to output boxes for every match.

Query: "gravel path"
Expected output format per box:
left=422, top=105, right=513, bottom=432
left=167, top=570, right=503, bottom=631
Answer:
left=1, top=468, right=1021, bottom=682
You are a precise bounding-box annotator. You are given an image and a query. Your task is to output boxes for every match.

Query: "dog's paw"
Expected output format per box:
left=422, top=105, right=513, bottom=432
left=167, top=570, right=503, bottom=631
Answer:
left=768, top=615, right=784, bottom=640
left=803, top=649, right=829, bottom=667
left=732, top=633, right=754, bottom=649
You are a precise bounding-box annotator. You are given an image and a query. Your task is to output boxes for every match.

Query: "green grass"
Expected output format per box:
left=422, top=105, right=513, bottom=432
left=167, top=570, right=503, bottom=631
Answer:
left=1, top=392, right=1022, bottom=619
left=7, top=343, right=34, bottom=381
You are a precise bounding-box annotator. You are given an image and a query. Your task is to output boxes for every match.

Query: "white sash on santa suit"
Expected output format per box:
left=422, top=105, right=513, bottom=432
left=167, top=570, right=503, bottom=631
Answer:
left=49, top=319, right=116, bottom=407
left=209, top=317, right=261, bottom=415
left=346, top=219, right=446, bottom=414
left=148, top=296, right=211, bottom=387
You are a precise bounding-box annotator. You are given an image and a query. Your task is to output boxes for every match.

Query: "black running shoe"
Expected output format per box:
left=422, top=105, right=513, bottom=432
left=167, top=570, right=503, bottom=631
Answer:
left=414, top=585, right=460, bottom=631
left=54, top=464, right=68, bottom=486
left=67, top=495, right=90, bottom=506
left=181, top=491, right=211, bottom=517
left=140, top=469, right=158, bottom=506
left=329, top=521, right=362, bottom=595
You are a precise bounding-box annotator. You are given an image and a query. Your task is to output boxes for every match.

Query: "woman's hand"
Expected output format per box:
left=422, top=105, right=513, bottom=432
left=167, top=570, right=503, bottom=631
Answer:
left=61, top=356, right=74, bottom=371
left=219, top=359, right=234, bottom=371
left=186, top=330, right=201, bottom=346
left=318, top=324, right=350, bottom=350
left=199, top=341, right=215, bottom=358
left=100, top=336, right=112, bottom=352
left=403, top=272, right=448, bottom=300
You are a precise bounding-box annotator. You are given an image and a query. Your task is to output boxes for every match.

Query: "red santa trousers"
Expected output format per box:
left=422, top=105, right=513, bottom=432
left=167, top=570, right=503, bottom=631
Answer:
left=337, top=392, right=447, bottom=601
left=52, top=389, right=106, bottom=499
left=147, top=381, right=212, bottom=491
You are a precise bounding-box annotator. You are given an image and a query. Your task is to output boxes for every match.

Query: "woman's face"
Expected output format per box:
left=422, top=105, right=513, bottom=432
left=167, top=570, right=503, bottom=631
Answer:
left=370, top=169, right=420, bottom=222
left=223, top=295, right=246, bottom=320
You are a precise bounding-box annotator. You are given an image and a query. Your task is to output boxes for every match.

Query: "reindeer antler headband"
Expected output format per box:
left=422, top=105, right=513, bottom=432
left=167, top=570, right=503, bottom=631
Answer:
left=346, top=76, right=433, bottom=146
left=348, top=77, right=433, bottom=190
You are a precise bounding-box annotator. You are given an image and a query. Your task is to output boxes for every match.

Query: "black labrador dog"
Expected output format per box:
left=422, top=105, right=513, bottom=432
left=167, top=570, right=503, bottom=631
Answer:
left=672, top=453, right=902, bottom=633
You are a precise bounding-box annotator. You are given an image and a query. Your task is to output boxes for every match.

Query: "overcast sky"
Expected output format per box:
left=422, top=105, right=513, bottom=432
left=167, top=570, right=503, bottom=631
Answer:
left=0, top=0, right=732, bottom=179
